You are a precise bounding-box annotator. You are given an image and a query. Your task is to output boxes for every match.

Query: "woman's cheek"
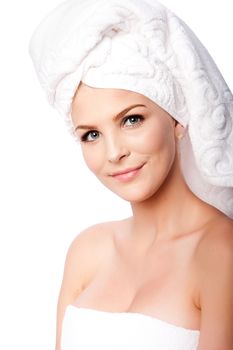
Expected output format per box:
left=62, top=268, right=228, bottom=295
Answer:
left=132, top=125, right=166, bottom=154
left=82, top=146, right=103, bottom=173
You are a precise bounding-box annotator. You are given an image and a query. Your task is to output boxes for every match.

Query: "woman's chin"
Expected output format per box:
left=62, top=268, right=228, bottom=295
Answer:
left=108, top=186, right=157, bottom=204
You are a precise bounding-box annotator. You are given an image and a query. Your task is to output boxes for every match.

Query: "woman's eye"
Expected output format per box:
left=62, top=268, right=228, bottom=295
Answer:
left=123, top=114, right=144, bottom=127
left=81, top=130, right=99, bottom=142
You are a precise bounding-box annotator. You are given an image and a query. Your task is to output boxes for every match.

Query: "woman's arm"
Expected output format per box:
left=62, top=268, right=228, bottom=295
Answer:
left=55, top=223, right=113, bottom=350
left=55, top=231, right=89, bottom=350
left=196, top=226, right=233, bottom=349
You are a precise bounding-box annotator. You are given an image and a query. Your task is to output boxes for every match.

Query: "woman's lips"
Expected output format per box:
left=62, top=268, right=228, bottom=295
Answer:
left=110, top=163, right=145, bottom=182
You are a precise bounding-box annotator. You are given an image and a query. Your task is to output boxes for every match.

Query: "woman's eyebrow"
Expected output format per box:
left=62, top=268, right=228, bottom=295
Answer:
left=74, top=104, right=146, bottom=131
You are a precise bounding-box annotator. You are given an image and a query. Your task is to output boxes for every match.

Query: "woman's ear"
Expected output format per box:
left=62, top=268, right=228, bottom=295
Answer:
left=174, top=121, right=186, bottom=140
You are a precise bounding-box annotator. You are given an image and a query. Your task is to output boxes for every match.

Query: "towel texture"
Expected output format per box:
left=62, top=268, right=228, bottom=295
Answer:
left=29, top=0, right=233, bottom=218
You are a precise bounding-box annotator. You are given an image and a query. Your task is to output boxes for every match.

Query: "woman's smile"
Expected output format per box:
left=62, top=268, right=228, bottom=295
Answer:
left=110, top=163, right=146, bottom=182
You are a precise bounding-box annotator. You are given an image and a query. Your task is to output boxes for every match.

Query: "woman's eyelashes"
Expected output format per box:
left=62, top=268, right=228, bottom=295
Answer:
left=122, top=114, right=144, bottom=127
left=81, top=130, right=99, bottom=142
left=80, top=114, right=145, bottom=143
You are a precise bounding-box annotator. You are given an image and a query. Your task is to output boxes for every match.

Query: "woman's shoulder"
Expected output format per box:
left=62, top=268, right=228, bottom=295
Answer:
left=193, top=212, right=233, bottom=297
left=69, top=221, right=114, bottom=249
left=68, top=219, right=123, bottom=255
left=66, top=221, right=116, bottom=267
left=193, top=213, right=233, bottom=345
left=64, top=220, right=124, bottom=283
left=195, top=213, right=233, bottom=258
left=59, top=220, right=122, bottom=304
left=68, top=217, right=130, bottom=253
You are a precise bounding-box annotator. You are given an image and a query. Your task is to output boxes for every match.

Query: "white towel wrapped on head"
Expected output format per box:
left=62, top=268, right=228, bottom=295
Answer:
left=29, top=0, right=233, bottom=218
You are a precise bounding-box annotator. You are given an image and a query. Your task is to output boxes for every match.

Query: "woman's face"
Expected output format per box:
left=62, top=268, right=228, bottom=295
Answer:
left=71, top=83, right=178, bottom=202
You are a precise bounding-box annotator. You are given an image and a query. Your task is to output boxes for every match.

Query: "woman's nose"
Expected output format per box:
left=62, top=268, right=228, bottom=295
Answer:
left=105, top=136, right=130, bottom=163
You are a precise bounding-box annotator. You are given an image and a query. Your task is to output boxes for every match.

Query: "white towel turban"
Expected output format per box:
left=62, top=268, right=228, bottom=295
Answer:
left=29, top=0, right=233, bottom=218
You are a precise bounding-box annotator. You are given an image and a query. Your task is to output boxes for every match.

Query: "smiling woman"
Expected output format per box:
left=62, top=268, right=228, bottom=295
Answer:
left=29, top=0, right=233, bottom=349
left=71, top=85, right=181, bottom=203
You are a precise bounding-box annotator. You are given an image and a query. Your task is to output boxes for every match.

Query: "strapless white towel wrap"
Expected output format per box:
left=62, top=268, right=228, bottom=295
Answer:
left=61, top=306, right=200, bottom=350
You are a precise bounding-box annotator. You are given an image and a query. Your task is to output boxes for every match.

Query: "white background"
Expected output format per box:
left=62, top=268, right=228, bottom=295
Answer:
left=0, top=1, right=232, bottom=349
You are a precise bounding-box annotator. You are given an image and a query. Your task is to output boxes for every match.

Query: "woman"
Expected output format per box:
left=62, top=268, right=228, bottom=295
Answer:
left=29, top=0, right=233, bottom=349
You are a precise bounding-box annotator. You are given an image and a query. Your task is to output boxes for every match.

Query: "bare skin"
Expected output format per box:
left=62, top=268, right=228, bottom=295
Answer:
left=55, top=83, right=233, bottom=350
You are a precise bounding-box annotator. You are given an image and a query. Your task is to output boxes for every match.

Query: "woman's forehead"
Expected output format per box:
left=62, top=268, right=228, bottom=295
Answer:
left=71, top=83, right=173, bottom=127
left=72, top=83, right=155, bottom=114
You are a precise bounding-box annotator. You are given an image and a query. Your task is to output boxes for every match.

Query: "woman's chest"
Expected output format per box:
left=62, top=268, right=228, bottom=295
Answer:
left=73, top=240, right=200, bottom=329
